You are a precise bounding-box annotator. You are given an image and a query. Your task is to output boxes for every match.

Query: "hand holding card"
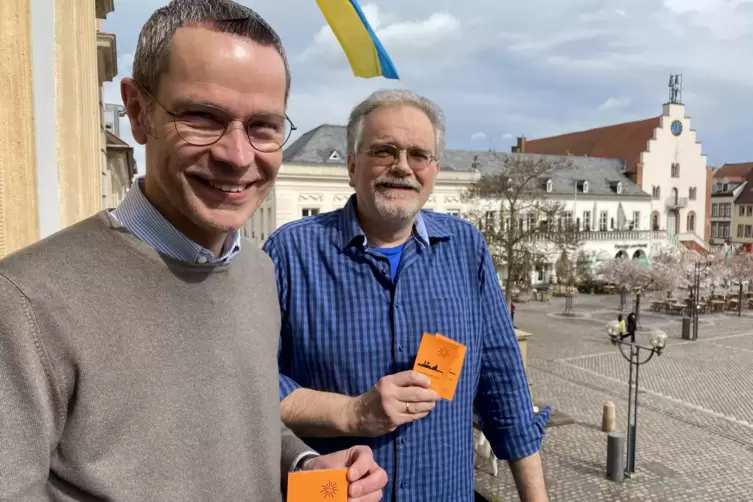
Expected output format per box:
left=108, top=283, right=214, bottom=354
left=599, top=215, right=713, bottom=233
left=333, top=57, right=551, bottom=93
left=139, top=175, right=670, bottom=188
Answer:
left=287, top=468, right=348, bottom=501
left=412, top=333, right=466, bottom=401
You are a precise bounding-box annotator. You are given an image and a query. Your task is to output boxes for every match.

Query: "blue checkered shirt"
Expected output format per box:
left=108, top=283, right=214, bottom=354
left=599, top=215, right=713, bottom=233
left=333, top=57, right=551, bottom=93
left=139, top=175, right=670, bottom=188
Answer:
left=264, top=195, right=549, bottom=502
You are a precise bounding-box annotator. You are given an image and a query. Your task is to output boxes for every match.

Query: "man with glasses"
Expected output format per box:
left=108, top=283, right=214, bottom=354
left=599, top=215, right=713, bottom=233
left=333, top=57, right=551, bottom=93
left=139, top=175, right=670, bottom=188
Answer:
left=0, top=1, right=386, bottom=500
left=264, top=89, right=551, bottom=501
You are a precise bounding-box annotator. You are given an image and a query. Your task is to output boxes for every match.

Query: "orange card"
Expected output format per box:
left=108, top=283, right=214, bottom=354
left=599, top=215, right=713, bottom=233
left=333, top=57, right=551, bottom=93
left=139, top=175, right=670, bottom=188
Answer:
left=287, top=468, right=348, bottom=501
left=413, top=333, right=466, bottom=401
left=435, top=334, right=467, bottom=401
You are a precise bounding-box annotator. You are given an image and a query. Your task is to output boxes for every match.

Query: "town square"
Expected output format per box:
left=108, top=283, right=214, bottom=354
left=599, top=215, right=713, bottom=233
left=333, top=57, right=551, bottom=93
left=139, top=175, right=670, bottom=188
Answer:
left=2, top=0, right=753, bottom=501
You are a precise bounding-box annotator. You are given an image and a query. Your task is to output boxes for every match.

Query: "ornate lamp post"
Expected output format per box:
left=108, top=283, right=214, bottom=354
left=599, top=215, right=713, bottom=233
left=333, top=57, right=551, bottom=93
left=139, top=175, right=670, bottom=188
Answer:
left=606, top=320, right=667, bottom=478
left=690, top=260, right=711, bottom=339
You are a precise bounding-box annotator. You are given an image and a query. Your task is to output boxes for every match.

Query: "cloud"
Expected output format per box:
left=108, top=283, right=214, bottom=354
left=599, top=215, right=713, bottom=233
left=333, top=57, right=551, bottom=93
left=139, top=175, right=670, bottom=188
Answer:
left=470, top=132, right=487, bottom=142
left=598, top=96, right=632, bottom=112
left=100, top=0, right=753, bottom=172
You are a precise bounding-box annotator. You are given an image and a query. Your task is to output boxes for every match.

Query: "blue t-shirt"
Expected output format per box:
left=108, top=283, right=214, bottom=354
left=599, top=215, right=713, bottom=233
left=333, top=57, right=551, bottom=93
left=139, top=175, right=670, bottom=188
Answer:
left=372, top=243, right=405, bottom=282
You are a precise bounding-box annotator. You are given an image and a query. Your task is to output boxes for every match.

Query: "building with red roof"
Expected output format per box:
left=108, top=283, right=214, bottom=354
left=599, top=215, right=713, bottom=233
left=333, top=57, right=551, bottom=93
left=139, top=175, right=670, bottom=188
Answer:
left=512, top=95, right=711, bottom=253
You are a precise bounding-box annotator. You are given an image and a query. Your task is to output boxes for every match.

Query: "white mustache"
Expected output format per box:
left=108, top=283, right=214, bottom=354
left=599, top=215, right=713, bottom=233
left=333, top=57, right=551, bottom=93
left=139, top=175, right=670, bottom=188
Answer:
left=375, top=177, right=420, bottom=190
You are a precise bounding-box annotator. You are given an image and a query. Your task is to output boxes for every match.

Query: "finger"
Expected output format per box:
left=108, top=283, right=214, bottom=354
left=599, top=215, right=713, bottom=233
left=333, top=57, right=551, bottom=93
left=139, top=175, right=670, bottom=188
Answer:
left=395, top=386, right=439, bottom=403
left=401, top=401, right=436, bottom=415
left=349, top=467, right=388, bottom=500
left=346, top=447, right=374, bottom=483
left=349, top=490, right=384, bottom=502
left=390, top=370, right=431, bottom=388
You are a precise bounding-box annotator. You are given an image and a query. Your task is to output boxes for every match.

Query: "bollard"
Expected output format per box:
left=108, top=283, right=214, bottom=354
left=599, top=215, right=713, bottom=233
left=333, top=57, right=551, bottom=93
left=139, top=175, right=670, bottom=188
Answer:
left=601, top=402, right=616, bottom=433
left=606, top=432, right=625, bottom=482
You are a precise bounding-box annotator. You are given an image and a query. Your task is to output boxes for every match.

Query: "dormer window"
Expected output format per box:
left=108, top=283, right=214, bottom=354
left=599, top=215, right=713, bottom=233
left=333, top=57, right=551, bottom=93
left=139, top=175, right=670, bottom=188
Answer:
left=328, top=150, right=341, bottom=161
left=609, top=181, right=623, bottom=194
left=546, top=179, right=553, bottom=193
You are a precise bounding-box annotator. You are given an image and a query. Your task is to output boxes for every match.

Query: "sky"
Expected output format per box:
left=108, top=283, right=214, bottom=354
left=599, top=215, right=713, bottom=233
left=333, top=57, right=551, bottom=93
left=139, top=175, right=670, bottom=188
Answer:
left=103, top=0, right=753, bottom=175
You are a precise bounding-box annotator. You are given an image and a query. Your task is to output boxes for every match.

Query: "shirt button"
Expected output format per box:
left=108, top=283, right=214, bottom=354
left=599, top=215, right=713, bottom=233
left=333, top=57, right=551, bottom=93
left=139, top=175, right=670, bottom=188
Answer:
left=398, top=344, right=404, bottom=352
left=399, top=437, right=407, bottom=446
left=400, top=481, right=407, bottom=489
left=197, top=256, right=208, bottom=264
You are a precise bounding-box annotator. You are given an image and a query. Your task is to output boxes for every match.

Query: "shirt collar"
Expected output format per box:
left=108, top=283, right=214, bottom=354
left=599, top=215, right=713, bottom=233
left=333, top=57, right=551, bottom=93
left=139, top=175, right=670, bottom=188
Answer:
left=111, top=177, right=242, bottom=264
left=338, top=194, right=448, bottom=250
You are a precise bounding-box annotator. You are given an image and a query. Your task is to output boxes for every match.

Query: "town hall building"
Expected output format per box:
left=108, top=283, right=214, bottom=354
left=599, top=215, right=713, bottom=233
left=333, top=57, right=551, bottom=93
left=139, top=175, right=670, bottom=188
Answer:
left=515, top=75, right=711, bottom=254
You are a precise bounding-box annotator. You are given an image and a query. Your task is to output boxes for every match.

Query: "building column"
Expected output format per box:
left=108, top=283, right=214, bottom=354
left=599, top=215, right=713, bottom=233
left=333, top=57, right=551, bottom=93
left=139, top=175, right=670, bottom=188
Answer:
left=0, top=0, right=43, bottom=257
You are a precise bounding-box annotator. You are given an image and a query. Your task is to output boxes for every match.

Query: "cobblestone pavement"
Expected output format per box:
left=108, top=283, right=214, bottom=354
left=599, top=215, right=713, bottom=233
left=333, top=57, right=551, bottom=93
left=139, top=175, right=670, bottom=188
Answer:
left=475, top=294, right=753, bottom=501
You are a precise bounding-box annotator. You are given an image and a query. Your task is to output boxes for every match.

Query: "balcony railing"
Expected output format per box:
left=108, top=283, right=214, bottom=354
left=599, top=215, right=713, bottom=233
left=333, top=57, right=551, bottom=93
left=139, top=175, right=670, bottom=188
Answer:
left=665, top=196, right=688, bottom=209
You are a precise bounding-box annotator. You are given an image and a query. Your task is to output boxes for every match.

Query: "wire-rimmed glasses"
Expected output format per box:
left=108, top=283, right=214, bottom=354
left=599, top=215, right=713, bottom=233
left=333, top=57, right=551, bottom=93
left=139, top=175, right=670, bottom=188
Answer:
left=362, top=143, right=437, bottom=171
left=137, top=84, right=295, bottom=152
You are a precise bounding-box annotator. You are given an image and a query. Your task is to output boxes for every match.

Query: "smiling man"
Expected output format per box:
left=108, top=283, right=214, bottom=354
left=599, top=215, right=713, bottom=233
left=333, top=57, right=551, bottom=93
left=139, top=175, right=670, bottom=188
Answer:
left=0, top=1, right=386, bottom=501
left=264, top=89, right=551, bottom=501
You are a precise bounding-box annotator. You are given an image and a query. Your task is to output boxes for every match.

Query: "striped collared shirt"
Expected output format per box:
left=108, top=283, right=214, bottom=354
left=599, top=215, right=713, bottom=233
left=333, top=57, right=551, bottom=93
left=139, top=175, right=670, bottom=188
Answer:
left=111, top=177, right=241, bottom=264
left=264, top=195, right=550, bottom=502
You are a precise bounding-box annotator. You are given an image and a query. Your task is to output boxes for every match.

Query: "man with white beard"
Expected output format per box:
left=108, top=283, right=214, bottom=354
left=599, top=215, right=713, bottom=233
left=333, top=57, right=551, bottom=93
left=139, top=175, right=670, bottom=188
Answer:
left=264, top=89, right=550, bottom=502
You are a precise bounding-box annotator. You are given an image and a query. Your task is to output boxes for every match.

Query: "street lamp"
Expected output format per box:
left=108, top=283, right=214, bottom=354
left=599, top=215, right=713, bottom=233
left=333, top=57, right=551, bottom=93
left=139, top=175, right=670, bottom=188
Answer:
left=606, top=320, right=667, bottom=478
left=690, top=260, right=711, bottom=340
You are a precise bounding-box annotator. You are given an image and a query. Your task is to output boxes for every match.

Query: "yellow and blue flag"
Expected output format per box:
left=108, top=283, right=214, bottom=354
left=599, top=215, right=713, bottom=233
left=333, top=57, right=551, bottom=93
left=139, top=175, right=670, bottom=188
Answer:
left=316, top=0, right=399, bottom=79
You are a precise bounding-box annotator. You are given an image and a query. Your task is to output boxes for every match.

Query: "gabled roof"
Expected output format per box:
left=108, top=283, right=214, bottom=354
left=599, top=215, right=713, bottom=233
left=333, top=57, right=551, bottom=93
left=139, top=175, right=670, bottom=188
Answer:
left=282, top=124, right=649, bottom=199
left=522, top=117, right=661, bottom=173
left=713, top=162, right=753, bottom=182
left=105, top=130, right=130, bottom=148
left=735, top=170, right=753, bottom=205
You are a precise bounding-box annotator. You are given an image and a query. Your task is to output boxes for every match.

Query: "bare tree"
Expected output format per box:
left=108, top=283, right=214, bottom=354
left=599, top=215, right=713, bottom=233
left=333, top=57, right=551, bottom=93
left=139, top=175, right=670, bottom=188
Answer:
left=462, top=154, right=583, bottom=305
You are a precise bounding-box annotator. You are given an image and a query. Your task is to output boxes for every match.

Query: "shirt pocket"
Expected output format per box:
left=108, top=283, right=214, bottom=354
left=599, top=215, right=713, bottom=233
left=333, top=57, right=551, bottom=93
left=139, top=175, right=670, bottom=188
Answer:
left=424, top=296, right=472, bottom=345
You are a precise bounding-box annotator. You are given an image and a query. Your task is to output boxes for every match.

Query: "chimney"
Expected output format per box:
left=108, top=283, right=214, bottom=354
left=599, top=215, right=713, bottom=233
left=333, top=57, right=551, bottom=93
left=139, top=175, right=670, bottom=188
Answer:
left=513, top=136, right=526, bottom=153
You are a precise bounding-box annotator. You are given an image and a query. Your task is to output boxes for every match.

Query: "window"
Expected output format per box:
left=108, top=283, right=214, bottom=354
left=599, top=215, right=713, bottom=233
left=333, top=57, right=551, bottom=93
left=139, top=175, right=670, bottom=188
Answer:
left=616, top=182, right=623, bottom=194
left=563, top=212, right=573, bottom=229
left=687, top=212, right=695, bottom=232
left=712, top=204, right=718, bottom=217
left=740, top=205, right=745, bottom=217
left=301, top=208, right=320, bottom=217
left=526, top=213, right=535, bottom=231
left=599, top=211, right=608, bottom=231
left=652, top=186, right=661, bottom=200
left=328, top=150, right=341, bottom=161
left=582, top=211, right=591, bottom=231
left=651, top=212, right=660, bottom=230
left=738, top=224, right=744, bottom=238
left=632, top=211, right=640, bottom=230
left=721, top=223, right=731, bottom=238
left=484, top=211, right=495, bottom=230
left=671, top=163, right=680, bottom=177
left=748, top=206, right=753, bottom=217
left=711, top=222, right=718, bottom=239
left=582, top=181, right=589, bottom=194
left=722, top=183, right=729, bottom=192
left=689, top=187, right=696, bottom=200
left=546, top=179, right=553, bottom=193
left=747, top=225, right=753, bottom=238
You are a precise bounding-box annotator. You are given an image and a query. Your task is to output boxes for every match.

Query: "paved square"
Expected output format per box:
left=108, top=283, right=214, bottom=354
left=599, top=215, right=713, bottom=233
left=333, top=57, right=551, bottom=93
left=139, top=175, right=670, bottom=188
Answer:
left=475, top=293, right=753, bottom=501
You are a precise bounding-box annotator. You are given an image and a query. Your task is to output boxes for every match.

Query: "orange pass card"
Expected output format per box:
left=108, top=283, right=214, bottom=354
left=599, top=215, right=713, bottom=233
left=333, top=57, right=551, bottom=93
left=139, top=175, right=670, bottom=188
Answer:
left=434, top=334, right=467, bottom=401
left=287, top=468, right=348, bottom=502
left=413, top=333, right=465, bottom=400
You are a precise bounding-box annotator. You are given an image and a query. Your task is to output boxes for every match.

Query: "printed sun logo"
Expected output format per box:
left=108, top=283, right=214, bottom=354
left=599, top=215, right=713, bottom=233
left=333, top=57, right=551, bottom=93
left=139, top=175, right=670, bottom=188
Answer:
left=321, top=480, right=338, bottom=499
left=438, top=347, right=452, bottom=359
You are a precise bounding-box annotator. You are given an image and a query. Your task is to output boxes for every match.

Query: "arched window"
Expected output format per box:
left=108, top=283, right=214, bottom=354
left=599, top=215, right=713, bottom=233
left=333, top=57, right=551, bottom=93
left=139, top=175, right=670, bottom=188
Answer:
left=546, top=179, right=553, bottom=193
left=687, top=211, right=696, bottom=232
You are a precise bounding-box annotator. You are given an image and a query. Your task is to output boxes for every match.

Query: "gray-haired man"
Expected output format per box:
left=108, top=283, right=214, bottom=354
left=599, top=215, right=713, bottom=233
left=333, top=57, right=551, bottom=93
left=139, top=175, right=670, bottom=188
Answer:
left=0, top=1, right=386, bottom=500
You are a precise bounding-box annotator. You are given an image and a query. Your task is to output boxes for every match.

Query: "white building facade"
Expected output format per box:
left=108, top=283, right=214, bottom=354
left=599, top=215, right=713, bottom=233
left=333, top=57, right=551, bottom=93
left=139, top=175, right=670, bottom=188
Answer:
left=522, top=89, right=711, bottom=255
left=247, top=125, right=697, bottom=284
